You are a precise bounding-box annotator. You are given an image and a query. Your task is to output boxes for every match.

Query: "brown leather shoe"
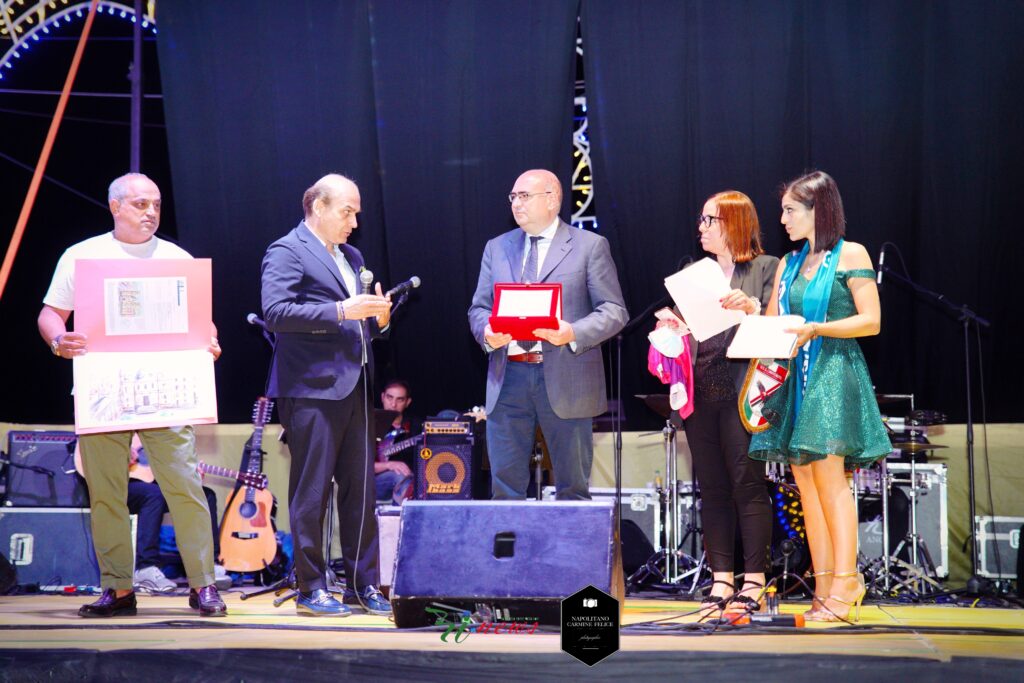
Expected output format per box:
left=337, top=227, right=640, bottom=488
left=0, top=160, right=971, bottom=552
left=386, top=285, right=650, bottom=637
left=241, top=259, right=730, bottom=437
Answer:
left=78, top=589, right=137, bottom=618
left=188, top=585, right=227, bottom=617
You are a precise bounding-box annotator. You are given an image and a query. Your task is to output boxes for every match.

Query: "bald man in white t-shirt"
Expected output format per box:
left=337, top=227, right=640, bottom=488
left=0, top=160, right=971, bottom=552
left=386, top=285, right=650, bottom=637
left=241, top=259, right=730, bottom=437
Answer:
left=38, top=173, right=227, bottom=618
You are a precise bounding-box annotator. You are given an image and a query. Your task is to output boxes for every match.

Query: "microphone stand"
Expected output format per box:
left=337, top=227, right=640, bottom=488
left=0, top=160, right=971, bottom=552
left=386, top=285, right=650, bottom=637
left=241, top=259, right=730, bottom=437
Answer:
left=615, top=296, right=673, bottom=590
left=878, top=263, right=993, bottom=595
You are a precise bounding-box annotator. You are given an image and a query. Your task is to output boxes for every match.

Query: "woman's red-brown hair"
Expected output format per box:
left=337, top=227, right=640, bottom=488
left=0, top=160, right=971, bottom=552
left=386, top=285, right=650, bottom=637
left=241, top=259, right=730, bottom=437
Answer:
left=709, top=190, right=764, bottom=263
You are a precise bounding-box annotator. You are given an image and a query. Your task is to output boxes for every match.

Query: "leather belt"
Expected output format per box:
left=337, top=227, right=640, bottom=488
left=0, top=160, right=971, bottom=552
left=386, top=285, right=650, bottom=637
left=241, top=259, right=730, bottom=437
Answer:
left=507, top=351, right=544, bottom=364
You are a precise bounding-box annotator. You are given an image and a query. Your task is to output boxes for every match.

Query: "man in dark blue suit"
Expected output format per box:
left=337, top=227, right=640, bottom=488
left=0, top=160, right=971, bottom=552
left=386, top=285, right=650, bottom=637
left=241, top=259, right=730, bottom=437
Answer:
left=261, top=174, right=392, bottom=616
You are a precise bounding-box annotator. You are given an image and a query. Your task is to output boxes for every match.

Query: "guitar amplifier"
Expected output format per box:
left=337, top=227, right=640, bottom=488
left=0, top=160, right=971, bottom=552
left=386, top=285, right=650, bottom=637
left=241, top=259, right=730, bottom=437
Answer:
left=416, top=422, right=473, bottom=500
left=3, top=431, right=88, bottom=507
left=0, top=507, right=136, bottom=587
left=975, top=515, right=1024, bottom=579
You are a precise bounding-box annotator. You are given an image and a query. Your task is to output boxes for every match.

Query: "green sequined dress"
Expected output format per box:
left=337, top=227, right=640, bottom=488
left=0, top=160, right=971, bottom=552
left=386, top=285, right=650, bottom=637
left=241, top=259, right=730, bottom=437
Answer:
left=749, top=268, right=892, bottom=467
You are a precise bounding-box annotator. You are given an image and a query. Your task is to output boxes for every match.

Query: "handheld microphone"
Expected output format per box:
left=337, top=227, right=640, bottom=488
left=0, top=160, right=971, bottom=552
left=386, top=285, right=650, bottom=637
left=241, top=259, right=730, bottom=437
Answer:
left=876, top=245, right=886, bottom=287
left=385, top=276, right=421, bottom=299
left=246, top=313, right=266, bottom=329
left=359, top=269, right=374, bottom=295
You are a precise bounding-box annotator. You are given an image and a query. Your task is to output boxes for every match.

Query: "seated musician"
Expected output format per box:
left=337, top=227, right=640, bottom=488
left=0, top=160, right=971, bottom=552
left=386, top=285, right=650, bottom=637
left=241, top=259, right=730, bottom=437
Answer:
left=375, top=379, right=421, bottom=504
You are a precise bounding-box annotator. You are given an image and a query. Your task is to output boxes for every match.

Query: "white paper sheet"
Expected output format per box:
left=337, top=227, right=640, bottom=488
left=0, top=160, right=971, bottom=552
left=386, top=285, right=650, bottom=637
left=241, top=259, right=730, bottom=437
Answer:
left=726, top=314, right=806, bottom=359
left=103, top=276, right=189, bottom=336
left=663, top=258, right=745, bottom=342
left=496, top=288, right=559, bottom=317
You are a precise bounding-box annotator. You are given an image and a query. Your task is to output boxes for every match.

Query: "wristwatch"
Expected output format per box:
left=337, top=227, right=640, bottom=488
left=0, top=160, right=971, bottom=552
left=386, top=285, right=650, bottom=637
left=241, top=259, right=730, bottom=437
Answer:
left=50, top=334, right=63, bottom=356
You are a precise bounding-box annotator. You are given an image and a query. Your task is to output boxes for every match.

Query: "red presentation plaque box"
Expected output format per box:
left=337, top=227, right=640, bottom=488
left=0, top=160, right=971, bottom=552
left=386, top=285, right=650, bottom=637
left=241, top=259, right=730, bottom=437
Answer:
left=489, top=283, right=562, bottom=341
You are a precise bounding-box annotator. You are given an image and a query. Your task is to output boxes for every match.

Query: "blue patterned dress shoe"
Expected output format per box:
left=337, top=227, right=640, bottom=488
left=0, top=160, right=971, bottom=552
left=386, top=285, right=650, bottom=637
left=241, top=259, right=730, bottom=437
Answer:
left=296, top=588, right=352, bottom=617
left=78, top=589, right=137, bottom=618
left=189, top=585, right=227, bottom=617
left=342, top=585, right=392, bottom=615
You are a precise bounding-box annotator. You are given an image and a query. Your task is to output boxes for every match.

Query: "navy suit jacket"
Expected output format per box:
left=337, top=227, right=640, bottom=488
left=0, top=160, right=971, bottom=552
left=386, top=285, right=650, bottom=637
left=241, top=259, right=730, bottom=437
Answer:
left=468, top=221, right=628, bottom=419
left=261, top=221, right=376, bottom=401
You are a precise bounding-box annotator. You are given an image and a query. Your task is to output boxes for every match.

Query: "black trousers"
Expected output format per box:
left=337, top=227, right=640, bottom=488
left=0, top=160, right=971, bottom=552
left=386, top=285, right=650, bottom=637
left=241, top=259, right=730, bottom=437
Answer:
left=684, top=399, right=772, bottom=574
left=278, top=382, right=380, bottom=593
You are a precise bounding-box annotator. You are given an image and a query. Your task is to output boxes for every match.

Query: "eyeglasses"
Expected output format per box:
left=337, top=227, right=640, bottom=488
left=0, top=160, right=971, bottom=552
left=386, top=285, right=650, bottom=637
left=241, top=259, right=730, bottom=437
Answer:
left=508, top=191, right=552, bottom=204
left=697, top=214, right=722, bottom=229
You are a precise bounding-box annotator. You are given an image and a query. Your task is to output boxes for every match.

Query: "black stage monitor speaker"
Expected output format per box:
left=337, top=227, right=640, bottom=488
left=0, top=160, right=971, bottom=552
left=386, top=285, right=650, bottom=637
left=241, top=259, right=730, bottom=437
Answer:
left=390, top=500, right=624, bottom=628
left=3, top=431, right=87, bottom=507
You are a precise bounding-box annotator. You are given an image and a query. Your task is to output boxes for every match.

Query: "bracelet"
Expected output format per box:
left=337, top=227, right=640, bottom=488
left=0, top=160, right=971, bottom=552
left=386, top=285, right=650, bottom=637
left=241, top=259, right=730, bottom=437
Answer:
left=336, top=301, right=346, bottom=322
left=810, top=323, right=819, bottom=339
left=749, top=297, right=762, bottom=315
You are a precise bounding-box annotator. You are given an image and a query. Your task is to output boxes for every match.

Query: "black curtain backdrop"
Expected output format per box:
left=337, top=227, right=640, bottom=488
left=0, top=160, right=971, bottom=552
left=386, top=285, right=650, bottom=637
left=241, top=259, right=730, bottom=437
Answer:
left=363, top=0, right=579, bottom=413
left=581, top=0, right=1023, bottom=427
left=3, top=1, right=1021, bottom=430
left=156, top=0, right=579, bottom=420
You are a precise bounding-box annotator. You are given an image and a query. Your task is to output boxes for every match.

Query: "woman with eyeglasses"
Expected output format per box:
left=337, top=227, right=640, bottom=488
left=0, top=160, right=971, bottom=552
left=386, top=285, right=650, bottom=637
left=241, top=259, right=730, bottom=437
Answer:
left=653, top=190, right=777, bottom=619
left=749, top=170, right=890, bottom=622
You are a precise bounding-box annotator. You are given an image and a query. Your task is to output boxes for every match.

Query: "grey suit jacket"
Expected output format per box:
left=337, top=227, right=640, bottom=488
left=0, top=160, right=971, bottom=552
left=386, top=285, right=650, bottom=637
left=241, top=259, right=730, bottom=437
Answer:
left=261, top=221, right=378, bottom=401
left=468, top=221, right=628, bottom=419
left=685, top=253, right=780, bottom=393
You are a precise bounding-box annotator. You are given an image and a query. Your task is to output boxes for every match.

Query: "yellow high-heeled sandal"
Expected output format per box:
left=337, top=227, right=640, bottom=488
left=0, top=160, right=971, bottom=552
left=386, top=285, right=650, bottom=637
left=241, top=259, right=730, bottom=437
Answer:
left=803, top=570, right=832, bottom=618
left=812, top=570, right=866, bottom=623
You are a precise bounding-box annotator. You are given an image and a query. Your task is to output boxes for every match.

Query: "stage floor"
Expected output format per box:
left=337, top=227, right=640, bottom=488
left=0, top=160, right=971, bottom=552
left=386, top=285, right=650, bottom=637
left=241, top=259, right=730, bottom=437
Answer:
left=2, top=590, right=1023, bottom=681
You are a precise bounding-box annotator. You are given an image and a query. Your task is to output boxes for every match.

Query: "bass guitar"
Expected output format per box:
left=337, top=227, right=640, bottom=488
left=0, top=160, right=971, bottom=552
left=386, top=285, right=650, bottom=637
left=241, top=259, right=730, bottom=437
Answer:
left=377, top=432, right=423, bottom=463
left=218, top=397, right=277, bottom=572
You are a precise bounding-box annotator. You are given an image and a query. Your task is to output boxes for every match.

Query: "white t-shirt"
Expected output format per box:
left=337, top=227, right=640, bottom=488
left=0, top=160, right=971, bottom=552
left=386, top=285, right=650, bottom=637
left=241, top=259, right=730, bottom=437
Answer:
left=43, top=232, right=193, bottom=311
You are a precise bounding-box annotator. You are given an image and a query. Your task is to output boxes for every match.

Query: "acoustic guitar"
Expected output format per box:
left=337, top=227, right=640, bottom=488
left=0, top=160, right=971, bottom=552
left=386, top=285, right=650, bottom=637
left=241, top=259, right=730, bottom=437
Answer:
left=218, top=397, right=277, bottom=572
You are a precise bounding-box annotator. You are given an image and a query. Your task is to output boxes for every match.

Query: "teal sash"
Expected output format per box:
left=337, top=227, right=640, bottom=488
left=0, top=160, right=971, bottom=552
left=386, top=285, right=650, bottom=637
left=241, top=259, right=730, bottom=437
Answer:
left=777, top=238, right=843, bottom=416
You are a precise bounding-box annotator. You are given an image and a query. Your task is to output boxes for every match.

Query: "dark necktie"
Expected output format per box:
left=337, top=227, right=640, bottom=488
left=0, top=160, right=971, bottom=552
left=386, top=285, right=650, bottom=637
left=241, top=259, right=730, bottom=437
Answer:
left=520, top=236, right=541, bottom=352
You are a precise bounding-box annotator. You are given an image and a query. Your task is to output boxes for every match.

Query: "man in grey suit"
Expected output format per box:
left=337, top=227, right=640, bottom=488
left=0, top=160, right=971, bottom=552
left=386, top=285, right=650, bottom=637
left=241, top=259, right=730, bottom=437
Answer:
left=261, top=174, right=392, bottom=616
left=468, top=169, right=628, bottom=500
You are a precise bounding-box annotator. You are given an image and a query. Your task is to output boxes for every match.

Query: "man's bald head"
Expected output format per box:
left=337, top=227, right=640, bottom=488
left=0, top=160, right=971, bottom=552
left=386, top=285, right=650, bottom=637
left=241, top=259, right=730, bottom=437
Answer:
left=303, top=174, right=358, bottom=218
left=303, top=173, right=362, bottom=246
left=509, top=169, right=563, bottom=235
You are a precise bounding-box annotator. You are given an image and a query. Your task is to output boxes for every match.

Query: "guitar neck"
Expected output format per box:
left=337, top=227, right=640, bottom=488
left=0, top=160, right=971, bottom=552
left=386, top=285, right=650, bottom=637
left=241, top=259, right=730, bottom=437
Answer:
left=249, top=425, right=265, bottom=472
left=380, top=434, right=422, bottom=459
left=199, top=462, right=266, bottom=489
left=199, top=462, right=246, bottom=482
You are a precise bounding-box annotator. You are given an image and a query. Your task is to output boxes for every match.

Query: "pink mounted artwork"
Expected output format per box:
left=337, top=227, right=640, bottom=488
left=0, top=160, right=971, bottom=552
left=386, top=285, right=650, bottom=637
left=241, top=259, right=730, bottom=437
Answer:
left=72, top=259, right=218, bottom=434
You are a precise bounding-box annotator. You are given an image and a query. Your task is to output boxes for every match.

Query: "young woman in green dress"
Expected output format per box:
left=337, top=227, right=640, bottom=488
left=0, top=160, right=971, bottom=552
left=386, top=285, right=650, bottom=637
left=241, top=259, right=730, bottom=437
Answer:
left=749, top=171, right=891, bottom=622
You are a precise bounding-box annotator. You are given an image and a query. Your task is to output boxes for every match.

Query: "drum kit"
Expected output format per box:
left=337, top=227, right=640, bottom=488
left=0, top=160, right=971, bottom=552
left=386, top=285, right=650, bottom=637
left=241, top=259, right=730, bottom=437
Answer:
left=630, top=391, right=949, bottom=599
left=859, top=395, right=948, bottom=596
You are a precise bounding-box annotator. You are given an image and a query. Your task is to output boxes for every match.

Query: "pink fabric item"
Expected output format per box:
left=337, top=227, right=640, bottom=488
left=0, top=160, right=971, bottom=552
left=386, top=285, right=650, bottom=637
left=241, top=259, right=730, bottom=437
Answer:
left=647, top=334, right=694, bottom=419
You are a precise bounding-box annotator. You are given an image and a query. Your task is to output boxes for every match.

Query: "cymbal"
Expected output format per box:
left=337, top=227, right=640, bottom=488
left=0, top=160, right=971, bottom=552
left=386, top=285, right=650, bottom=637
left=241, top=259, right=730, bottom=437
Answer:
left=634, top=394, right=673, bottom=419
left=890, top=440, right=948, bottom=453
left=876, top=393, right=913, bottom=405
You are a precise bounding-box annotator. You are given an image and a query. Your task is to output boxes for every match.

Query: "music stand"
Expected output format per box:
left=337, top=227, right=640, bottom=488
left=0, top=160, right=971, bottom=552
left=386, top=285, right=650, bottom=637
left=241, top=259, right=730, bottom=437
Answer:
left=374, top=409, right=400, bottom=438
